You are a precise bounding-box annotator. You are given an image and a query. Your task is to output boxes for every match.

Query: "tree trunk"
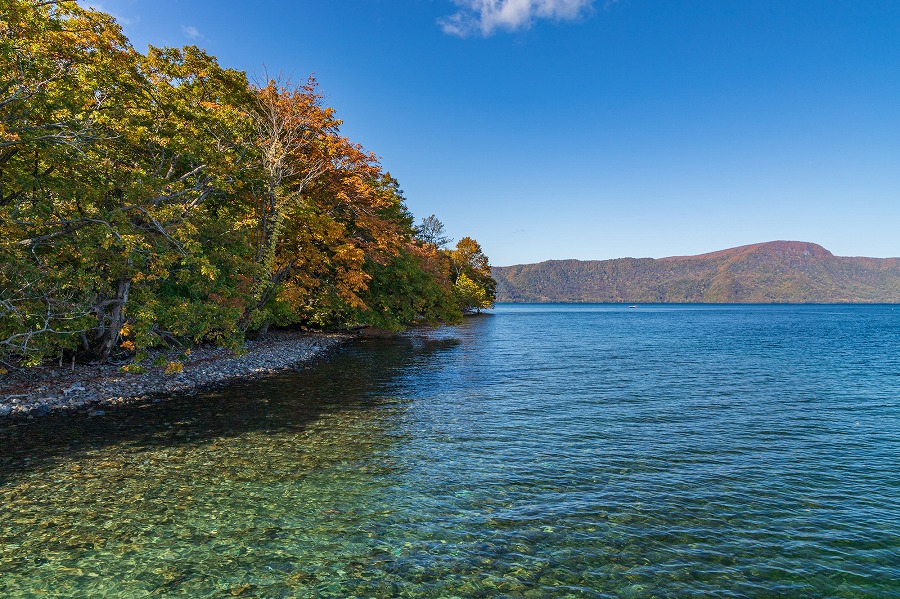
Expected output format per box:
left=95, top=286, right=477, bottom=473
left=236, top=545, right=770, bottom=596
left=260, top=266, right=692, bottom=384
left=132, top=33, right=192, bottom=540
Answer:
left=238, top=262, right=292, bottom=331
left=95, top=277, right=131, bottom=360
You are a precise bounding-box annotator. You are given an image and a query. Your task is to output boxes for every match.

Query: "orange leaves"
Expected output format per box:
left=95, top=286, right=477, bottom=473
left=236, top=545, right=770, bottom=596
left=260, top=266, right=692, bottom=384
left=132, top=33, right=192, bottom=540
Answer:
left=208, top=292, right=246, bottom=311
left=453, top=237, right=491, bottom=278
left=1, top=1, right=494, bottom=363
left=242, top=75, right=414, bottom=325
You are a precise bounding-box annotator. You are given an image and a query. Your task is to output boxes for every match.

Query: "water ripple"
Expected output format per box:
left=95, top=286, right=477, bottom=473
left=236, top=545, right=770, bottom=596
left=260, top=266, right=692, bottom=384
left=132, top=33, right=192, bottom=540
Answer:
left=1, top=304, right=899, bottom=597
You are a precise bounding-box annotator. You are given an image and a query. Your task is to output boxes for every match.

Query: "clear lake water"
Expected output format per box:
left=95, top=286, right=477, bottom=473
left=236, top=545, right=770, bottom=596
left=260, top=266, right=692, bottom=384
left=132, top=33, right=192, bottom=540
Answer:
left=1, top=304, right=899, bottom=597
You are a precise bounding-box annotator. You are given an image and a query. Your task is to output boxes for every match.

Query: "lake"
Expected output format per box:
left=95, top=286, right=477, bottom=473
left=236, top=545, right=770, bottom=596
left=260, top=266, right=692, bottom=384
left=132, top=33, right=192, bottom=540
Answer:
left=2, top=304, right=899, bottom=597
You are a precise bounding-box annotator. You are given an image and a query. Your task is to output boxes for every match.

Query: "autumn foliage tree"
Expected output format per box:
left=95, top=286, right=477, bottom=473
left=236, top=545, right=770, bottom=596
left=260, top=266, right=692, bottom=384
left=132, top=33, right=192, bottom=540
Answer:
left=1, top=0, right=138, bottom=363
left=0, top=1, right=495, bottom=368
left=450, top=237, right=496, bottom=312
left=238, top=78, right=414, bottom=330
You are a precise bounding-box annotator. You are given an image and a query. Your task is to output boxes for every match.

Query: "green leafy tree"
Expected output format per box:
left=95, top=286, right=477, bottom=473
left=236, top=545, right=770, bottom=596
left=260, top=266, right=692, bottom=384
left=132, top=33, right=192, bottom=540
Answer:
left=450, top=237, right=496, bottom=312
left=0, top=1, right=254, bottom=361
left=0, top=1, right=494, bottom=367
left=454, top=273, right=491, bottom=313
left=0, top=0, right=138, bottom=362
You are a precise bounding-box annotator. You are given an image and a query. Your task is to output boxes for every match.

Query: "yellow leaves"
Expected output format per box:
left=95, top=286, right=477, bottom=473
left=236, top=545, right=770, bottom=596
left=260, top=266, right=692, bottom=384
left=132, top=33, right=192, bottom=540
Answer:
left=149, top=262, right=170, bottom=280
left=200, top=262, right=218, bottom=281
left=0, top=127, right=20, bottom=144
left=455, top=273, right=491, bottom=311
left=335, top=243, right=364, bottom=265
left=164, top=361, right=183, bottom=375
left=0, top=1, right=493, bottom=360
left=119, top=322, right=135, bottom=350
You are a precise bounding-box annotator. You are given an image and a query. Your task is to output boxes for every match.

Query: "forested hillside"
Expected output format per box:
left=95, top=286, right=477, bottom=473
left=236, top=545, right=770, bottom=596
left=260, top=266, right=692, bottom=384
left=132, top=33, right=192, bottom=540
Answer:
left=0, top=1, right=494, bottom=368
left=493, top=241, right=900, bottom=303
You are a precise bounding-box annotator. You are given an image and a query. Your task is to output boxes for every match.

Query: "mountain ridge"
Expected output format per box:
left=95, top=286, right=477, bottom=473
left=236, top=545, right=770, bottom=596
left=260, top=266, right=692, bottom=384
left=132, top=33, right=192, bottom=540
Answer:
left=492, top=241, right=900, bottom=303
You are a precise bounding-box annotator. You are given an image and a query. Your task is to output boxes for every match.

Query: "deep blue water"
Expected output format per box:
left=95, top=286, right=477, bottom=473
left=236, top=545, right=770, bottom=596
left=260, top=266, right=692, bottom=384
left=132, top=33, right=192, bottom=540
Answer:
left=2, top=304, right=899, bottom=597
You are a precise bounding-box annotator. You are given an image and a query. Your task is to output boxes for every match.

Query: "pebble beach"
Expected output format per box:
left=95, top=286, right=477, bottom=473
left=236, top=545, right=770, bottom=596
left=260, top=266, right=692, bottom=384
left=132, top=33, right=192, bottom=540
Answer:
left=0, top=331, right=351, bottom=419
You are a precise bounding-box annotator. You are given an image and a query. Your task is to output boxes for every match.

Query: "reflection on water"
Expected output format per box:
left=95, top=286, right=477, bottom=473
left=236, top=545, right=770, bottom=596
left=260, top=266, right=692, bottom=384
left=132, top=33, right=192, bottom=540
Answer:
left=2, top=306, right=900, bottom=597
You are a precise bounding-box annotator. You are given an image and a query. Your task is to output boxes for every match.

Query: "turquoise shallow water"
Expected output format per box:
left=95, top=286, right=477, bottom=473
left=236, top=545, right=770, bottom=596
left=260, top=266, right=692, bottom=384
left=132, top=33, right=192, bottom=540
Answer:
left=2, top=304, right=900, bottom=597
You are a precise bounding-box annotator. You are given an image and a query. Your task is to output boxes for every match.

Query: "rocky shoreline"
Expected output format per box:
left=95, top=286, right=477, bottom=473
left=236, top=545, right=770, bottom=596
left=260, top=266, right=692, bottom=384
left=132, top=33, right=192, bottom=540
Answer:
left=0, top=330, right=352, bottom=419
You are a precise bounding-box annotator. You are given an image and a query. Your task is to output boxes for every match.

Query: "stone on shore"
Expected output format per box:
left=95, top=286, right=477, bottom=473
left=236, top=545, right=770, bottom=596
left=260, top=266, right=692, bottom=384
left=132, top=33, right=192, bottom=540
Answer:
left=0, top=330, right=350, bottom=419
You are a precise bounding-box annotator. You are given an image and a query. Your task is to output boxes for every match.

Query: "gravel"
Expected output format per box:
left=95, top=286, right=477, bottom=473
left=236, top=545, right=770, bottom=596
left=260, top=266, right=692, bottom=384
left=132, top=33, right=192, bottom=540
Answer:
left=0, top=330, right=352, bottom=419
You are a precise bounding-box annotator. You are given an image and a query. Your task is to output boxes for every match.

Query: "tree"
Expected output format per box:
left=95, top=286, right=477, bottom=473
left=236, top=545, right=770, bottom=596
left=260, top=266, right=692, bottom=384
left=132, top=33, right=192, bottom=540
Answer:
left=81, top=45, right=253, bottom=358
left=238, top=77, right=334, bottom=330
left=415, top=214, right=452, bottom=248
left=454, top=273, right=491, bottom=313
left=0, top=1, right=494, bottom=367
left=239, top=78, right=409, bottom=330
left=0, top=1, right=255, bottom=361
left=447, top=237, right=496, bottom=313
left=0, top=0, right=139, bottom=363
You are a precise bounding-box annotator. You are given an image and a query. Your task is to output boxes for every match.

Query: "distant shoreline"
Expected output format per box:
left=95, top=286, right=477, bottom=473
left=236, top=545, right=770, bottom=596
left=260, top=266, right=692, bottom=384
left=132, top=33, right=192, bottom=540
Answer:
left=0, top=331, right=351, bottom=420
left=493, top=241, right=900, bottom=304
left=490, top=301, right=900, bottom=305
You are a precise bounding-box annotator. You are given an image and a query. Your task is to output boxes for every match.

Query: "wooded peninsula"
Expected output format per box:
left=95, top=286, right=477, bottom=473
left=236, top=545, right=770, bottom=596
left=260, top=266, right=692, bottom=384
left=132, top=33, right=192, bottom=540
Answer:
left=0, top=1, right=496, bottom=371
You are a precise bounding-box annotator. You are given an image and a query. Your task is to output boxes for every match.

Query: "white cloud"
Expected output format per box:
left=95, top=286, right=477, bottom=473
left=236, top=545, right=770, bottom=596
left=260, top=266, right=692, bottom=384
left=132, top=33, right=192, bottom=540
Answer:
left=181, top=25, right=201, bottom=40
left=439, top=0, right=595, bottom=37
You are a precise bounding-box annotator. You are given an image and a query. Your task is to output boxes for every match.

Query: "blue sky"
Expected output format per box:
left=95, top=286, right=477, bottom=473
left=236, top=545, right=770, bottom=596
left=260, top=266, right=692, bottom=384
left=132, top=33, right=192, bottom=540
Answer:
left=92, top=0, right=899, bottom=265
